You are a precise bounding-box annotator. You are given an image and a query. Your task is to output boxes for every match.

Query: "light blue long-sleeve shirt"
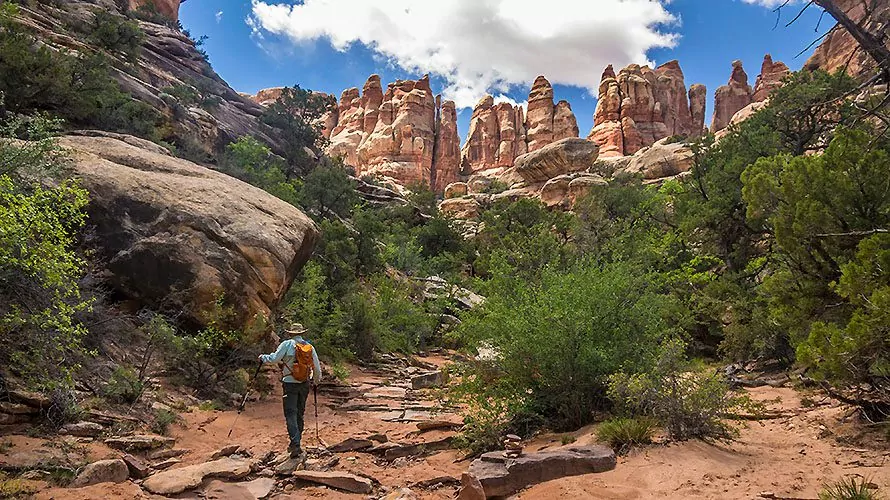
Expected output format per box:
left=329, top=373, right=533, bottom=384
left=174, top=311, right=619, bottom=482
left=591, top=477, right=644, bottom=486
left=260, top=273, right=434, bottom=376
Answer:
left=260, top=336, right=322, bottom=384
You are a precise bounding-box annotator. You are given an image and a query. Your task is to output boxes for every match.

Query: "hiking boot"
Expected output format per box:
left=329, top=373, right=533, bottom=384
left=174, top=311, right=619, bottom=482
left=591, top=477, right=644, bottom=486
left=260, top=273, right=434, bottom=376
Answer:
left=289, top=447, right=304, bottom=459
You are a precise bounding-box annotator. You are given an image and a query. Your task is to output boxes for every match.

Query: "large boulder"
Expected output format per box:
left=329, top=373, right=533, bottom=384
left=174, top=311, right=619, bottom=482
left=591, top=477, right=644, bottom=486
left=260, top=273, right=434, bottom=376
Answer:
left=465, top=445, right=616, bottom=498
left=142, top=457, right=253, bottom=495
left=61, top=133, right=319, bottom=330
left=511, top=138, right=600, bottom=184
left=71, top=459, right=129, bottom=487
left=623, top=138, right=694, bottom=180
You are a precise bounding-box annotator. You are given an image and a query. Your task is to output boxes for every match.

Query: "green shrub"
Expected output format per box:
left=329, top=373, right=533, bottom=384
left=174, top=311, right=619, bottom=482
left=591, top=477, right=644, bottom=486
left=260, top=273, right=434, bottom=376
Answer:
left=0, top=115, right=92, bottom=388
left=608, top=339, right=757, bottom=441
left=150, top=409, right=178, bottom=435
left=89, top=11, right=143, bottom=60
left=819, top=477, right=881, bottom=500
left=0, top=3, right=162, bottom=138
left=455, top=261, right=677, bottom=431
left=596, top=417, right=657, bottom=453
left=102, top=366, right=143, bottom=404
left=0, top=472, right=39, bottom=498
left=43, top=387, right=83, bottom=429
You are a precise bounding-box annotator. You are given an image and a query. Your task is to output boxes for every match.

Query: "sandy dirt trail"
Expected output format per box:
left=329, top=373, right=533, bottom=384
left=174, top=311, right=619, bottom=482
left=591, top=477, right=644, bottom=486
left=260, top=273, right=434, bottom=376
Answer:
left=16, top=357, right=890, bottom=499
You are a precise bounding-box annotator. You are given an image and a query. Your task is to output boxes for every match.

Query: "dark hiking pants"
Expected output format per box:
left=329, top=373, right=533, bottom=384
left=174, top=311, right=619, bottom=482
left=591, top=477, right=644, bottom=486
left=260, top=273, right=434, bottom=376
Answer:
left=282, top=382, right=310, bottom=455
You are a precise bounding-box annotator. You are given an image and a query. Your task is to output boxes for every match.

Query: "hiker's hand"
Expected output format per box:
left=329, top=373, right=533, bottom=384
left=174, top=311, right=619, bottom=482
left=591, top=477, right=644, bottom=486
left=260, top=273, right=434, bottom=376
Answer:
left=257, top=355, right=264, bottom=362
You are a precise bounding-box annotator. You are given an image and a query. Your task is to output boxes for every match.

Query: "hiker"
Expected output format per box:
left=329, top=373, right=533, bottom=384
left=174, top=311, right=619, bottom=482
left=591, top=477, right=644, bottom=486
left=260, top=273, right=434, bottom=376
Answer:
left=259, top=323, right=322, bottom=460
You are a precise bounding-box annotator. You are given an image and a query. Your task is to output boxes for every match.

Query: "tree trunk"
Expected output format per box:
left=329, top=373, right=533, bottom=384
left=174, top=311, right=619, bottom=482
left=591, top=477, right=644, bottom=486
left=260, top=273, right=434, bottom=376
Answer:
left=814, top=0, right=890, bottom=76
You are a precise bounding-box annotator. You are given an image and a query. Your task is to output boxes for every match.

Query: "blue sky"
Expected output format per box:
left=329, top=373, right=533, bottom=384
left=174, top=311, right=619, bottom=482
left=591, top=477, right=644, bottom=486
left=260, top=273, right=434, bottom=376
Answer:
left=180, top=0, right=832, bottom=141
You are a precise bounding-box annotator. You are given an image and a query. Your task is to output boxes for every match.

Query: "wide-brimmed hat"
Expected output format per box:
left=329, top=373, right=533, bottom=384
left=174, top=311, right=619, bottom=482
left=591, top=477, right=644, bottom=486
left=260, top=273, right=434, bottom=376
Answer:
left=285, top=323, right=307, bottom=335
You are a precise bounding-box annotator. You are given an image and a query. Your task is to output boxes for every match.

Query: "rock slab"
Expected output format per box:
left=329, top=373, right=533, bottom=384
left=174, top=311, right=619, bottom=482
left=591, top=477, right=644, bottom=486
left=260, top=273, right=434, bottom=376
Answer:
left=61, top=134, right=319, bottom=330
left=142, top=457, right=253, bottom=495
left=71, top=459, right=129, bottom=487
left=292, top=470, right=374, bottom=494
left=466, top=445, right=616, bottom=498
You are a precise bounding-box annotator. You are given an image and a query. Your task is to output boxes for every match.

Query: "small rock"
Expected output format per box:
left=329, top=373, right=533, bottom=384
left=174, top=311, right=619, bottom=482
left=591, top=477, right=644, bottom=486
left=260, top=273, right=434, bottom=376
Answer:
left=0, top=413, right=31, bottom=425
left=243, top=477, right=277, bottom=499
left=148, top=448, right=189, bottom=460
left=20, top=470, right=50, bottom=480
left=8, top=390, right=50, bottom=408
left=105, top=434, right=175, bottom=451
left=211, top=444, right=242, bottom=460
left=411, top=371, right=444, bottom=390
left=328, top=437, right=373, bottom=453
left=283, top=483, right=294, bottom=492
left=71, top=458, right=129, bottom=487
left=121, top=454, right=150, bottom=479
left=292, top=470, right=373, bottom=494
left=383, top=487, right=418, bottom=500
left=0, top=402, right=39, bottom=415
left=153, top=458, right=181, bottom=470
left=367, top=433, right=388, bottom=443
left=60, top=422, right=105, bottom=438
left=457, top=473, right=486, bottom=500
left=416, top=420, right=462, bottom=432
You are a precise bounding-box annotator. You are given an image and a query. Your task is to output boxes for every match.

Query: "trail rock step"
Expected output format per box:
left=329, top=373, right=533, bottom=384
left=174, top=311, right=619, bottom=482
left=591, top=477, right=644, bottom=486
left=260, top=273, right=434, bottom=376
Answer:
left=141, top=457, right=253, bottom=495
left=292, top=470, right=374, bottom=494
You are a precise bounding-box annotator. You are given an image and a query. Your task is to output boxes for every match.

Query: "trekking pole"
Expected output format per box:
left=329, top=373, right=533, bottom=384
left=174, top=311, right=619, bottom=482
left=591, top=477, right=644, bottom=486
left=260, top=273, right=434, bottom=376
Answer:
left=313, top=382, right=320, bottom=443
left=227, top=361, right=263, bottom=439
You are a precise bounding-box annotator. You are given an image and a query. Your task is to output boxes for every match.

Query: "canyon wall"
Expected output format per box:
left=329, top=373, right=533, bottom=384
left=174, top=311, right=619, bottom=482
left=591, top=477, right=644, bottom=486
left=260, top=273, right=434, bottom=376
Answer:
left=805, top=0, right=890, bottom=79
left=128, top=0, right=183, bottom=21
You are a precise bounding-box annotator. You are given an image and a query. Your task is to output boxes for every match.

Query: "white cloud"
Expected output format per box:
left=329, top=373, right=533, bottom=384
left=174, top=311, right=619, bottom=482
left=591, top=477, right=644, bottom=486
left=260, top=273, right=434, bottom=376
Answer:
left=248, top=0, right=679, bottom=109
left=494, top=94, right=528, bottom=112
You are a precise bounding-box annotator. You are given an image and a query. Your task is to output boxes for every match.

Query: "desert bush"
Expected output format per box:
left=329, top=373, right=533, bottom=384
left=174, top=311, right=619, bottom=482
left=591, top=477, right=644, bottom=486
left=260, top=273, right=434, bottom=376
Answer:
left=456, top=260, right=677, bottom=432
left=149, top=409, right=178, bottom=435
left=43, top=387, right=83, bottom=429
left=102, top=366, right=143, bottom=404
left=596, top=417, right=657, bottom=453
left=0, top=115, right=92, bottom=388
left=89, top=11, right=143, bottom=60
left=608, top=339, right=757, bottom=441
left=819, top=476, right=882, bottom=500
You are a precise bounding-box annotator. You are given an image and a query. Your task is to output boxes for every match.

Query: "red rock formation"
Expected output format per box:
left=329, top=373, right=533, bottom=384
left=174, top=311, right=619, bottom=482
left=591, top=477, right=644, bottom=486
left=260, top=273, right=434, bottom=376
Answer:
left=356, top=76, right=437, bottom=186
left=752, top=54, right=790, bottom=102
left=688, top=84, right=707, bottom=136
left=526, top=76, right=556, bottom=152
left=129, top=0, right=183, bottom=21
left=433, top=97, right=461, bottom=192
left=460, top=76, right=575, bottom=174
left=328, top=86, right=364, bottom=165
left=711, top=60, right=753, bottom=132
left=587, top=61, right=702, bottom=157
left=805, top=0, right=890, bottom=79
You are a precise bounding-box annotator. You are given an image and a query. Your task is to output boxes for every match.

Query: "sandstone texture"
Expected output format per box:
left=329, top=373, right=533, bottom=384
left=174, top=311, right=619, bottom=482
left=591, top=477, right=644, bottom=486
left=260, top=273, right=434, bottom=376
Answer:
left=464, top=445, right=616, bottom=498
left=805, top=0, right=890, bottom=79
left=752, top=54, right=791, bottom=102
left=61, top=133, right=318, bottom=330
left=587, top=61, right=704, bottom=157
left=511, top=138, right=600, bottom=184
left=16, top=1, right=281, bottom=159
left=461, top=76, right=579, bottom=176
left=128, top=0, right=183, bottom=21
left=292, top=470, right=374, bottom=494
left=712, top=60, right=753, bottom=132
left=142, top=457, right=253, bottom=495
left=71, top=459, right=129, bottom=487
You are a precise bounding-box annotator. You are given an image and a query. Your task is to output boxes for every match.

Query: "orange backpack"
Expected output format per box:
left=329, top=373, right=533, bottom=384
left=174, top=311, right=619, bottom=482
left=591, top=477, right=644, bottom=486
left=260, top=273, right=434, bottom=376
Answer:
left=290, top=342, right=315, bottom=382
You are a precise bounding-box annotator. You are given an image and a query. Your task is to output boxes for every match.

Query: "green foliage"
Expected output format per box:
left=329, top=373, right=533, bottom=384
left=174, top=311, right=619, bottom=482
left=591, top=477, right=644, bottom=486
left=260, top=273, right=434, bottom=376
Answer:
left=819, top=477, right=882, bottom=500
left=0, top=472, right=39, bottom=498
left=0, top=3, right=162, bottom=138
left=260, top=85, right=336, bottom=177
left=221, top=136, right=300, bottom=206
left=299, top=163, right=359, bottom=220
left=596, top=417, right=657, bottom=453
left=456, top=261, right=677, bottom=430
left=102, top=366, right=143, bottom=404
left=150, top=409, right=178, bottom=435
left=162, top=80, right=222, bottom=110
left=608, top=339, right=757, bottom=441
left=0, top=117, right=92, bottom=388
left=89, top=11, right=143, bottom=60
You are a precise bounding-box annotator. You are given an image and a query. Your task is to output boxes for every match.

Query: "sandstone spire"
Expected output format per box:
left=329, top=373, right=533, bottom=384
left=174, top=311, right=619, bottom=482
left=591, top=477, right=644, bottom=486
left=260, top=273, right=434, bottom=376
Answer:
left=711, top=60, right=753, bottom=132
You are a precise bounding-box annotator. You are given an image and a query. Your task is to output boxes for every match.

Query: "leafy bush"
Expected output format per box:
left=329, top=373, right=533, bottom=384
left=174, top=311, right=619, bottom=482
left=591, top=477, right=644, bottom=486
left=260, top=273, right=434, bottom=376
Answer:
left=456, top=261, right=678, bottom=431
left=0, top=115, right=92, bottom=388
left=43, top=387, right=83, bottom=429
left=260, top=85, right=335, bottom=177
left=102, top=366, right=143, bottom=404
left=608, top=339, right=757, bottom=441
left=0, top=3, right=162, bottom=138
left=150, top=409, right=178, bottom=435
left=596, top=417, right=657, bottom=453
left=89, top=11, right=143, bottom=60
left=819, top=477, right=881, bottom=500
